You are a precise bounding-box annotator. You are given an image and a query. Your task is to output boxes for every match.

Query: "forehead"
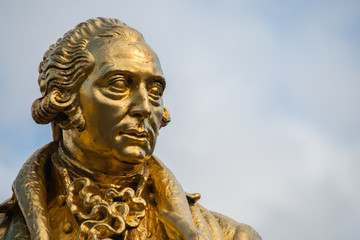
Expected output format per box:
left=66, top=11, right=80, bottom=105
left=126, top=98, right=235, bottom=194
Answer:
left=86, top=38, right=164, bottom=77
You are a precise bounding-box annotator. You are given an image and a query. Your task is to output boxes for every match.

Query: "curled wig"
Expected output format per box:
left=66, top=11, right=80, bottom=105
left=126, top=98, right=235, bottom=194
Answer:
left=32, top=17, right=144, bottom=133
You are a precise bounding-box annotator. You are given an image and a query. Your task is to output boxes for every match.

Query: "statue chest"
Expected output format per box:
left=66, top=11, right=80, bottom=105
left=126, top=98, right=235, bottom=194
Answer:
left=47, top=186, right=167, bottom=240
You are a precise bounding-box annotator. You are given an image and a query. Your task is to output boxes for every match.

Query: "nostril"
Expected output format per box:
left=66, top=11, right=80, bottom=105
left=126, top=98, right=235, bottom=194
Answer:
left=130, top=107, right=151, bottom=118
left=132, top=112, right=146, bottom=118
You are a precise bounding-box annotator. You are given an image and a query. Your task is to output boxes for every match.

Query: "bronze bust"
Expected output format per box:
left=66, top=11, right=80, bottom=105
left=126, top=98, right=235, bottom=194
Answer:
left=0, top=17, right=261, bottom=240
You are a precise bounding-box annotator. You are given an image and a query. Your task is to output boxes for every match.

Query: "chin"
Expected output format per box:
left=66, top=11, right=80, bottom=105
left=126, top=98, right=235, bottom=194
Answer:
left=115, top=145, right=152, bottom=165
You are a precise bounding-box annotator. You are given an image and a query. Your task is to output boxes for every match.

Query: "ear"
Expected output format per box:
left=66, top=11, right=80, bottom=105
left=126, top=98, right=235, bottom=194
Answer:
left=161, top=107, right=171, bottom=128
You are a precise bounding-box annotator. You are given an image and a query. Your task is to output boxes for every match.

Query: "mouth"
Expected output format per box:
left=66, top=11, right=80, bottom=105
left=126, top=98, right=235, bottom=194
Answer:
left=119, top=130, right=150, bottom=143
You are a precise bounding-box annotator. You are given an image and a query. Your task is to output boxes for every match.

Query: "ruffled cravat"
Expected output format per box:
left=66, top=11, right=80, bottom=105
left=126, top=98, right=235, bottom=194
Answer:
left=52, top=142, right=149, bottom=240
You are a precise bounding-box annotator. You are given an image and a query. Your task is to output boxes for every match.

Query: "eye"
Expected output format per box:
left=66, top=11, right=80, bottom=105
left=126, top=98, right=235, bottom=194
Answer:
left=148, top=82, right=164, bottom=100
left=107, top=75, right=129, bottom=93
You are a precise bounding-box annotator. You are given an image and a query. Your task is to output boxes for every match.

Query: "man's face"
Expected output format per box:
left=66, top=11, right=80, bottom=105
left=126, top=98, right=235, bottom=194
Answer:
left=66, top=38, right=165, bottom=169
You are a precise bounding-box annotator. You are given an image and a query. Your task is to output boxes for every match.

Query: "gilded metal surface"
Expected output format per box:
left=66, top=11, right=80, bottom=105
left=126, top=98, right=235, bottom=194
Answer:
left=0, top=18, right=262, bottom=240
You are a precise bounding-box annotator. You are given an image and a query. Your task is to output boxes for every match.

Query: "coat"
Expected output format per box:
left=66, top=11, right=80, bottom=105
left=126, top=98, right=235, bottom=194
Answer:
left=0, top=142, right=261, bottom=240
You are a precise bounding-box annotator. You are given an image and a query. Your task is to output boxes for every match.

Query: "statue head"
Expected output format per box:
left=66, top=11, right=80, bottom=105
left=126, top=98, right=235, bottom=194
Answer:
left=32, top=17, right=170, bottom=173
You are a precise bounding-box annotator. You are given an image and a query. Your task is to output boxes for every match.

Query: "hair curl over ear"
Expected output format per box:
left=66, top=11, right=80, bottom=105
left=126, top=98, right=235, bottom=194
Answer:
left=32, top=17, right=145, bottom=133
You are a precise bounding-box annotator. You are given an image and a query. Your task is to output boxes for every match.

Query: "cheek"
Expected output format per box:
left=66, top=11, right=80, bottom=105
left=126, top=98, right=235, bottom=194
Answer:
left=152, top=108, right=164, bottom=130
left=81, top=91, right=127, bottom=140
left=89, top=91, right=128, bottom=120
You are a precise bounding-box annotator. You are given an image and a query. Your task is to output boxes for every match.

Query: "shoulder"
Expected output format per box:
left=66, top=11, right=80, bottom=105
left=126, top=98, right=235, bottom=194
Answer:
left=0, top=142, right=57, bottom=240
left=186, top=193, right=262, bottom=240
left=210, top=211, right=262, bottom=240
left=0, top=197, right=30, bottom=239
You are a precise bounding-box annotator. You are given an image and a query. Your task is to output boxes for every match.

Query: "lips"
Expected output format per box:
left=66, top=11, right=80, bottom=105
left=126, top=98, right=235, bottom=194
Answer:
left=119, top=129, right=150, bottom=142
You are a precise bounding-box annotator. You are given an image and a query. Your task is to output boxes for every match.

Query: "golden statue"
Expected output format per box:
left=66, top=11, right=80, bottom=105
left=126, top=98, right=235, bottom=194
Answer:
left=0, top=18, right=261, bottom=240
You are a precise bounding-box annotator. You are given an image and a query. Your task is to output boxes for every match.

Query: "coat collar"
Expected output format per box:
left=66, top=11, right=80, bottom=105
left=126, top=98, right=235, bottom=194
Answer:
left=12, top=142, right=58, bottom=240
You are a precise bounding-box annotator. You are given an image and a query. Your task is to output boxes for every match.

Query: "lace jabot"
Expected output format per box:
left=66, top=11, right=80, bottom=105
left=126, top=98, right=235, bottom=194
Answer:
left=51, top=142, right=149, bottom=240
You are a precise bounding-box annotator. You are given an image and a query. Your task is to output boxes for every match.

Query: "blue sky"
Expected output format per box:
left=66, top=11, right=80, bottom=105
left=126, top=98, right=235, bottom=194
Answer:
left=0, top=1, right=359, bottom=239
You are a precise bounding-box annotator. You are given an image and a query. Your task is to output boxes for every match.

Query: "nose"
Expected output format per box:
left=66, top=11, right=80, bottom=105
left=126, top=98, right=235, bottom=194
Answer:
left=129, top=86, right=151, bottom=119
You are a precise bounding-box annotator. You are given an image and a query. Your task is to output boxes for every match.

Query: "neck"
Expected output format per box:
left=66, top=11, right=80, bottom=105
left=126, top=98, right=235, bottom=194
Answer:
left=53, top=143, right=149, bottom=193
left=61, top=137, right=146, bottom=176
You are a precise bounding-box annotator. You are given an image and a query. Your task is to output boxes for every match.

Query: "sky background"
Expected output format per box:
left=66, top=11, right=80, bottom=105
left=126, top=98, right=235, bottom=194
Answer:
left=0, top=0, right=359, bottom=239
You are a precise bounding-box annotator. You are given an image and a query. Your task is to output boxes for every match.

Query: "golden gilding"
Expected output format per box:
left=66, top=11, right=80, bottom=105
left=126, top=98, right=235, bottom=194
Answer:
left=0, top=17, right=261, bottom=240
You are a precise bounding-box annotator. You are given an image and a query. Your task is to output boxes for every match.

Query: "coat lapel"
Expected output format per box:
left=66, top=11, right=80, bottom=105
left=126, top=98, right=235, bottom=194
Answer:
left=12, top=142, right=58, bottom=240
